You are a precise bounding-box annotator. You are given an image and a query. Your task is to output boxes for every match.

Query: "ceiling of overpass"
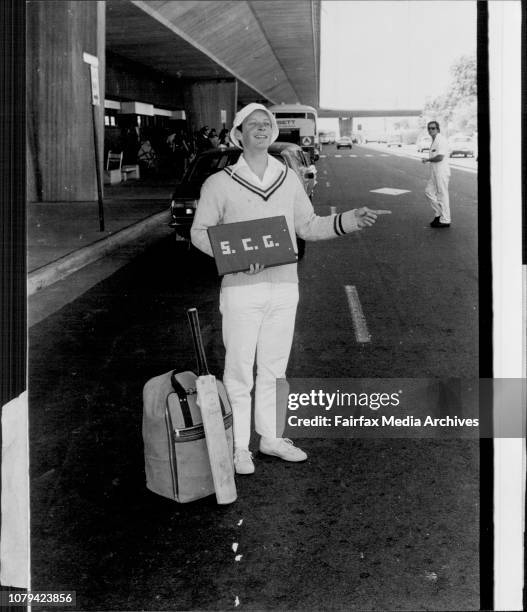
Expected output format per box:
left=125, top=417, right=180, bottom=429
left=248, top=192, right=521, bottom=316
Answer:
left=106, top=0, right=320, bottom=107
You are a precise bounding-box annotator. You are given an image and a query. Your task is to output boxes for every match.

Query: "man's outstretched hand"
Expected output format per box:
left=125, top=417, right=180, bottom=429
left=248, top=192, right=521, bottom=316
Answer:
left=355, top=207, right=392, bottom=228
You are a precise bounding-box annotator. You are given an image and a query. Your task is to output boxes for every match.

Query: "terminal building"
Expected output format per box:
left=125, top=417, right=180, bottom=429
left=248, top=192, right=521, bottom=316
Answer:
left=26, top=0, right=321, bottom=202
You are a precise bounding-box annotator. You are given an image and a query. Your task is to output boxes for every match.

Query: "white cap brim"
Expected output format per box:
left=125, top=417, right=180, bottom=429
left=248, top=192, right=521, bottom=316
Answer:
left=229, top=103, right=279, bottom=149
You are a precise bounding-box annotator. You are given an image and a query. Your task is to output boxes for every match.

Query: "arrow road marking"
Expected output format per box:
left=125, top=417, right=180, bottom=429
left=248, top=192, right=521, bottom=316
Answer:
left=370, top=188, right=411, bottom=196
left=344, top=285, right=371, bottom=343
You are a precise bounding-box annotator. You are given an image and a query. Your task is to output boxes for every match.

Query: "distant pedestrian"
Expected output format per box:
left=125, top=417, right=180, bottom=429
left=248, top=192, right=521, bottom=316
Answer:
left=196, top=126, right=213, bottom=153
left=167, top=130, right=190, bottom=178
left=218, top=128, right=230, bottom=146
left=208, top=128, right=220, bottom=148
left=421, top=121, right=451, bottom=227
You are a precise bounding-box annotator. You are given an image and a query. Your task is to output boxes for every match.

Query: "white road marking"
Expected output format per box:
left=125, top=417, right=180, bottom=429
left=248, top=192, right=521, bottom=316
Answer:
left=326, top=181, right=331, bottom=188
left=380, top=154, right=390, bottom=157
left=365, top=154, right=374, bottom=157
left=370, top=188, right=411, bottom=196
left=344, top=286, right=371, bottom=343
left=235, top=554, right=243, bottom=562
left=334, top=154, right=342, bottom=158
left=349, top=154, right=357, bottom=157
left=232, top=543, right=239, bottom=553
left=319, top=155, right=327, bottom=158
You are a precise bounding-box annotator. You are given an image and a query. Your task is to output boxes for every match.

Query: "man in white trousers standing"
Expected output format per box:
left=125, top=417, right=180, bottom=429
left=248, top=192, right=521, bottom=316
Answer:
left=422, top=120, right=451, bottom=227
left=191, top=103, right=391, bottom=475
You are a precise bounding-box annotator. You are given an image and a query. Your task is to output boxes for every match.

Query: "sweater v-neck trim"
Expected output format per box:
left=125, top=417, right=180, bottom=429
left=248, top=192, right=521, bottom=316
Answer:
left=223, top=164, right=288, bottom=202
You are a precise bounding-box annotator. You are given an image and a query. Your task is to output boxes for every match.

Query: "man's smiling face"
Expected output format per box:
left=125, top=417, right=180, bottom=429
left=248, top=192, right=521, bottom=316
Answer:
left=236, top=110, right=273, bottom=152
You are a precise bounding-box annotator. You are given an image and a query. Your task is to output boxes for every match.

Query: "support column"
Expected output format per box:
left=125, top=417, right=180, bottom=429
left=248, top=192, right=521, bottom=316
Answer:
left=183, top=79, right=238, bottom=138
left=26, top=1, right=105, bottom=202
left=338, top=117, right=353, bottom=138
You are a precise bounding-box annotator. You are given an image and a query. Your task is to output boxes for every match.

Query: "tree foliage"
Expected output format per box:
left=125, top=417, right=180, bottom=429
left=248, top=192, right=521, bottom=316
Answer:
left=423, top=53, right=477, bottom=135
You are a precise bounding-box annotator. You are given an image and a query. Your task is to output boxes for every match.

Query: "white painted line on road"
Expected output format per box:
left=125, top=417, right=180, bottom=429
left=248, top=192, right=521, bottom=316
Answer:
left=320, top=155, right=327, bottom=158
left=365, top=154, right=374, bottom=157
left=345, top=285, right=371, bottom=343
left=334, top=154, right=342, bottom=158
left=349, top=154, right=358, bottom=157
left=370, top=188, right=411, bottom=196
left=380, top=154, right=390, bottom=157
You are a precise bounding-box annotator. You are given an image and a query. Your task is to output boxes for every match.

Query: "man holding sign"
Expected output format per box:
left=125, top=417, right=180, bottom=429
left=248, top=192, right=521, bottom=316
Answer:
left=191, top=103, right=391, bottom=475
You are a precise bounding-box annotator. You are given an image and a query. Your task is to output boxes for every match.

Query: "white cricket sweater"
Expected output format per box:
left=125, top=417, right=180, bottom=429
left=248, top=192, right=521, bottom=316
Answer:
left=191, top=154, right=361, bottom=287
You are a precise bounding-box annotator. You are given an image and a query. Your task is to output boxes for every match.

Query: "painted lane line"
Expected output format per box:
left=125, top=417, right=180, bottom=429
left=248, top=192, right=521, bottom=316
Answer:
left=344, top=285, right=371, bottom=343
left=334, top=154, right=342, bottom=158
left=365, top=154, right=374, bottom=157
left=349, top=154, right=358, bottom=157
left=380, top=154, right=390, bottom=157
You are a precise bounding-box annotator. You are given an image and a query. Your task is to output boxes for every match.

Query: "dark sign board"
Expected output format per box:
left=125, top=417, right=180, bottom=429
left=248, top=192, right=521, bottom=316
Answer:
left=207, top=216, right=297, bottom=275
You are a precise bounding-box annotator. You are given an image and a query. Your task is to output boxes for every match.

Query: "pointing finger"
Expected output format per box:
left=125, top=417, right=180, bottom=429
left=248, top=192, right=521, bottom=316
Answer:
left=372, top=210, right=392, bottom=215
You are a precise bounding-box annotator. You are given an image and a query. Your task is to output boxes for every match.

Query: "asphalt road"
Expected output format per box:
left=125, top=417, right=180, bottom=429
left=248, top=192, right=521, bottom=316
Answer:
left=29, top=148, right=480, bottom=611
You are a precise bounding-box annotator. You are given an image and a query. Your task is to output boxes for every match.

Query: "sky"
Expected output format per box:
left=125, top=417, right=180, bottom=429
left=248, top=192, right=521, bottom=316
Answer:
left=319, top=1, right=477, bottom=111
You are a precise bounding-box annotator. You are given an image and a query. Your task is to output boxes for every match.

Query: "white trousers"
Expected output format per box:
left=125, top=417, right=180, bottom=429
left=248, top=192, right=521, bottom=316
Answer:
left=220, top=282, right=299, bottom=448
left=425, top=172, right=451, bottom=223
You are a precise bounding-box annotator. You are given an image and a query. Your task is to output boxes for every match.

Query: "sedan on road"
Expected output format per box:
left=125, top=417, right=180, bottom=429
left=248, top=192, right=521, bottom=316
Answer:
left=169, top=142, right=317, bottom=257
left=336, top=136, right=353, bottom=149
left=449, top=135, right=475, bottom=158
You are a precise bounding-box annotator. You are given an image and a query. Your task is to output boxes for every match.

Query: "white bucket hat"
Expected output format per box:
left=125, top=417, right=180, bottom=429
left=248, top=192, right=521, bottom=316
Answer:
left=229, top=103, right=279, bottom=149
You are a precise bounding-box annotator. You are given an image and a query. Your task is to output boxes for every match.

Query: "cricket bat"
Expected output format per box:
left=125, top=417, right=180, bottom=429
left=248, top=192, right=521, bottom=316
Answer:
left=187, top=308, right=237, bottom=504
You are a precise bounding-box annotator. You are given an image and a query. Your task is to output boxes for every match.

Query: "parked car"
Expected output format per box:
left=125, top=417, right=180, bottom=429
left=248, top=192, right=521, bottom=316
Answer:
left=449, top=135, right=475, bottom=158
left=169, top=142, right=317, bottom=258
left=416, top=135, right=432, bottom=153
left=319, top=134, right=330, bottom=145
left=336, top=136, right=353, bottom=149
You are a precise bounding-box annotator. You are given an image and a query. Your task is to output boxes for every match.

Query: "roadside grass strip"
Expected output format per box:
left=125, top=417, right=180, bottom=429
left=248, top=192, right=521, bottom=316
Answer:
left=344, top=285, right=371, bottom=343
left=370, top=188, right=411, bottom=196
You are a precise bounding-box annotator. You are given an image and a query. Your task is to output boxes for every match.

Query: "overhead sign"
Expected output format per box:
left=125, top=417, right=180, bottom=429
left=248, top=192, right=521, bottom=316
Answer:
left=302, top=136, right=314, bottom=146
left=83, top=52, right=100, bottom=106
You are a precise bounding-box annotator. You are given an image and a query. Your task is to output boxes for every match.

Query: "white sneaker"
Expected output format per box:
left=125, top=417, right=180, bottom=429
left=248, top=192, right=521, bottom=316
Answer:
left=259, top=438, right=307, bottom=462
left=234, top=448, right=255, bottom=474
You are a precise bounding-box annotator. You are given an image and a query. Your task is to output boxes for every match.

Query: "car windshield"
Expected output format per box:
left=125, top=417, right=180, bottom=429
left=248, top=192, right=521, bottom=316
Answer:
left=186, top=151, right=241, bottom=183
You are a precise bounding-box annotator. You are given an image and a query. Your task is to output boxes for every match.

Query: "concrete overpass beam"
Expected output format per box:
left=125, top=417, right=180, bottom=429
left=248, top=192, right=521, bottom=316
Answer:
left=338, top=117, right=353, bottom=138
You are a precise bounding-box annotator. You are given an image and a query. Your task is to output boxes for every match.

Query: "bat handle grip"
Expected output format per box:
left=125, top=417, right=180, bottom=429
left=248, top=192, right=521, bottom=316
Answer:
left=187, top=308, right=210, bottom=376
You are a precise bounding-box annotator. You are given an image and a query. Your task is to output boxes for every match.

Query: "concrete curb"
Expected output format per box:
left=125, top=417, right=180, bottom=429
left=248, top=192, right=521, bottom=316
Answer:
left=27, top=210, right=169, bottom=296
